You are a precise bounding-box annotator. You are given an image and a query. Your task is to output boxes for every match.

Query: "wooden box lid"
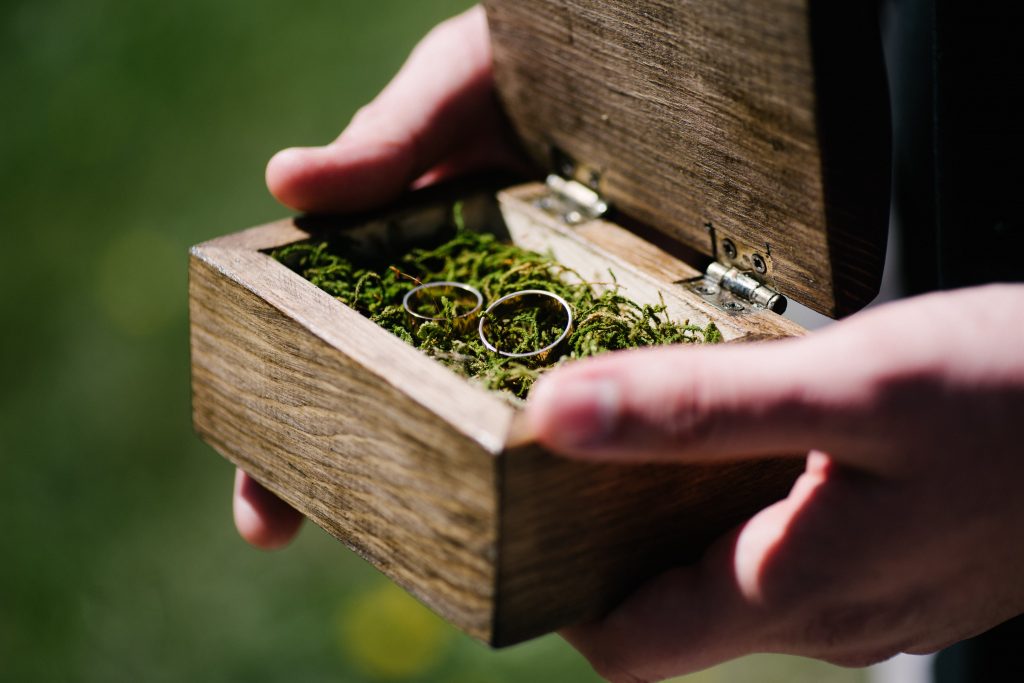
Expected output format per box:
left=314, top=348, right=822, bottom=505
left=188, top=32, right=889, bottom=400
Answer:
left=485, top=0, right=891, bottom=317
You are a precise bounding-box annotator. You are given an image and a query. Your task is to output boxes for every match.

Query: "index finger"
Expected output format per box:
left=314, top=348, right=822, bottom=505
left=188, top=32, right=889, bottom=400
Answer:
left=521, top=295, right=936, bottom=475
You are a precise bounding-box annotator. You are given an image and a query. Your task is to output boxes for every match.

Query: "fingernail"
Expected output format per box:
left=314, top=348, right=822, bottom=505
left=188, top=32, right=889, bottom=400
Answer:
left=537, top=378, right=620, bottom=450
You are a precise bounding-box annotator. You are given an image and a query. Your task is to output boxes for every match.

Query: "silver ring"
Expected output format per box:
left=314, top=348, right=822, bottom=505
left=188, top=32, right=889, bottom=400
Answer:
left=478, top=289, right=574, bottom=359
left=402, top=281, right=483, bottom=325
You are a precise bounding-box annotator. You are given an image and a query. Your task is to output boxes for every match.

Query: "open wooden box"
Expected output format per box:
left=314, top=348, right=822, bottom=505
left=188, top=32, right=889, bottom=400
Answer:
left=190, top=0, right=890, bottom=647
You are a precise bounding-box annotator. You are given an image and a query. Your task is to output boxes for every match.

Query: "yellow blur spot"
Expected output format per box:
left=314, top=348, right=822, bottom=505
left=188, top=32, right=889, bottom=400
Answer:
left=338, top=580, right=454, bottom=680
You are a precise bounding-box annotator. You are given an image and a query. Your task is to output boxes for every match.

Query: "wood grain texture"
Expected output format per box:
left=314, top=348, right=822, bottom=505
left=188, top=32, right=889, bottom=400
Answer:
left=485, top=0, right=890, bottom=317
left=190, top=223, right=511, bottom=641
left=495, top=446, right=802, bottom=645
left=190, top=189, right=806, bottom=646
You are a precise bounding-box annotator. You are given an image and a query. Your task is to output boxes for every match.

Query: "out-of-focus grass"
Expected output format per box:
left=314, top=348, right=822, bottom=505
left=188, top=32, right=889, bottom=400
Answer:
left=0, top=1, right=865, bottom=681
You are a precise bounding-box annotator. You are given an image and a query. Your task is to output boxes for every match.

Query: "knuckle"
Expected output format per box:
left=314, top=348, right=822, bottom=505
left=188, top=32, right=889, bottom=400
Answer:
left=797, top=597, right=924, bottom=664
left=342, top=104, right=416, bottom=165
left=589, top=654, right=652, bottom=683
left=349, top=104, right=374, bottom=124
left=344, top=104, right=388, bottom=141
left=348, top=103, right=399, bottom=137
left=573, top=627, right=657, bottom=683
left=416, top=9, right=478, bottom=61
left=805, top=603, right=887, bottom=649
left=655, top=362, right=727, bottom=449
left=426, top=13, right=462, bottom=41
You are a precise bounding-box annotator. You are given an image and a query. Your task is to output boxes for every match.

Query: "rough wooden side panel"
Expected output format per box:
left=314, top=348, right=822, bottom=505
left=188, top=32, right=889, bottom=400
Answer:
left=485, top=0, right=889, bottom=317
left=189, top=250, right=500, bottom=640
left=495, top=446, right=803, bottom=645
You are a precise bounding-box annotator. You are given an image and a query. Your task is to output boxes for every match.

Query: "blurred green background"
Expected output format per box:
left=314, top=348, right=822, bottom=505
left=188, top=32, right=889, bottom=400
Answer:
left=0, top=1, right=866, bottom=681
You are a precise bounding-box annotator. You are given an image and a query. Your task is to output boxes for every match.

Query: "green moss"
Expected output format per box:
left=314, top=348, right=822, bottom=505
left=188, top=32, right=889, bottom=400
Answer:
left=272, top=211, right=720, bottom=399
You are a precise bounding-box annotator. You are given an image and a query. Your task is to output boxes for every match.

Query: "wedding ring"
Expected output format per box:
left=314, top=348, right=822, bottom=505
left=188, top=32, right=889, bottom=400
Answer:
left=478, top=289, right=574, bottom=360
left=402, top=281, right=483, bottom=331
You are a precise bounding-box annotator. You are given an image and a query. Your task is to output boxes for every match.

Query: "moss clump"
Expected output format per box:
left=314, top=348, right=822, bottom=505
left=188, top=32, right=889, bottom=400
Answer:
left=272, top=215, right=720, bottom=398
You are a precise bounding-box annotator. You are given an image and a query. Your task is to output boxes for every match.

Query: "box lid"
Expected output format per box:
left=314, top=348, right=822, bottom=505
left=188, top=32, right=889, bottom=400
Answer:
left=485, top=0, right=890, bottom=318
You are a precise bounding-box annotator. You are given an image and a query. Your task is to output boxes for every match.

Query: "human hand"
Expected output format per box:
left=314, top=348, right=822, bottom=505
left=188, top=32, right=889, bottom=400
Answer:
left=523, top=284, right=1024, bottom=681
left=235, top=6, right=524, bottom=548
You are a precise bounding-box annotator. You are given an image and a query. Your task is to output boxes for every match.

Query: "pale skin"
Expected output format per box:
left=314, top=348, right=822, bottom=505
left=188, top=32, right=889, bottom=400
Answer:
left=235, top=7, right=1024, bottom=681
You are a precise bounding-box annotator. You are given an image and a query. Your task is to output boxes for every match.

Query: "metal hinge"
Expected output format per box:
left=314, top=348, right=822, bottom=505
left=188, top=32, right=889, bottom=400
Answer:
left=689, top=261, right=787, bottom=314
left=536, top=148, right=610, bottom=225
left=536, top=154, right=785, bottom=316
left=536, top=173, right=609, bottom=225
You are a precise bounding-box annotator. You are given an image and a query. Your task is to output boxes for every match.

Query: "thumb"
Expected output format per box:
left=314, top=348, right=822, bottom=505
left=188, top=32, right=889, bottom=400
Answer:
left=265, top=6, right=506, bottom=213
left=524, top=325, right=887, bottom=469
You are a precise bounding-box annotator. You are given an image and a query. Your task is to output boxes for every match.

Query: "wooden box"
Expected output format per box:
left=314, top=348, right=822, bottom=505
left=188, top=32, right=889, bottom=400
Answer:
left=189, top=0, right=890, bottom=647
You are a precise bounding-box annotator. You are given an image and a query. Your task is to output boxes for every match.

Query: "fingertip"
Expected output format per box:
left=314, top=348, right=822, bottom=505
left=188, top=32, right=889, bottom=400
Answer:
left=265, top=146, right=325, bottom=211
left=233, top=469, right=303, bottom=550
left=265, top=136, right=418, bottom=214
left=525, top=371, right=621, bottom=456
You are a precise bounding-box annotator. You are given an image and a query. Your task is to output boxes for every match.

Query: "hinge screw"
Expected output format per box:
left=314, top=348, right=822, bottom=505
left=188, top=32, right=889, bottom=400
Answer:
left=695, top=284, right=718, bottom=296
left=751, top=253, right=767, bottom=274
left=722, top=239, right=737, bottom=260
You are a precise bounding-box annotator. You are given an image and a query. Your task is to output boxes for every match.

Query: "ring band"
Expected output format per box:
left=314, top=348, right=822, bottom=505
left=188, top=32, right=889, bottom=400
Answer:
left=402, top=281, right=483, bottom=326
left=478, top=289, right=574, bottom=359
